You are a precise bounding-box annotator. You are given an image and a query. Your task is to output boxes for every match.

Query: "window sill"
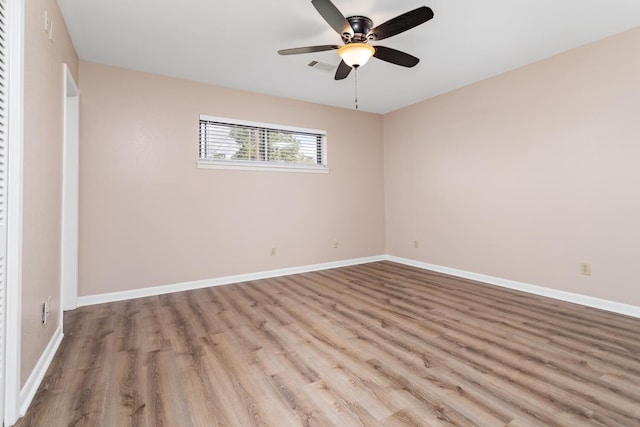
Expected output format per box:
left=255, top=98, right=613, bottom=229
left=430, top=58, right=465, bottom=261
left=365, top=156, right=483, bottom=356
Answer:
left=197, top=160, right=329, bottom=174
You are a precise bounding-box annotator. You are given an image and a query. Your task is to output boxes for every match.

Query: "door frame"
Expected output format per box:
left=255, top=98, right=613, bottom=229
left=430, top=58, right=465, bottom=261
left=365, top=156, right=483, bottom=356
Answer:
left=5, top=0, right=25, bottom=425
left=60, top=64, right=79, bottom=314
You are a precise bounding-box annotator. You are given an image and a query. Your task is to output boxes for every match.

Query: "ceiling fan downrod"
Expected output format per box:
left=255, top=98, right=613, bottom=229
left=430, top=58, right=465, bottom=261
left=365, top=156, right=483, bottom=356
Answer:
left=354, top=67, right=359, bottom=110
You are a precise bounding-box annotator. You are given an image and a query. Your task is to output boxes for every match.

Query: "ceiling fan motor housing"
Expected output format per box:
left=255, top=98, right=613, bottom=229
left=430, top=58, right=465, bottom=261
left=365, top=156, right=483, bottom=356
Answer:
left=343, top=16, right=374, bottom=43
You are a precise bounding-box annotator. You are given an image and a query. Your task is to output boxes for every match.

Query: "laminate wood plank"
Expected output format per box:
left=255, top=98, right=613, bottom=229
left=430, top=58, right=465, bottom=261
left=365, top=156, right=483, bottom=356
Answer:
left=335, top=265, right=640, bottom=381
left=258, top=278, right=536, bottom=424
left=15, top=261, right=640, bottom=426
left=365, top=262, right=640, bottom=338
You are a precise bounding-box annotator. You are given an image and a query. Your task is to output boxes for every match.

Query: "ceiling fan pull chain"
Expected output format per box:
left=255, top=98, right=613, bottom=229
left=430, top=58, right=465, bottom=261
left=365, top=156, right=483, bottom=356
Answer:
left=354, top=67, right=359, bottom=110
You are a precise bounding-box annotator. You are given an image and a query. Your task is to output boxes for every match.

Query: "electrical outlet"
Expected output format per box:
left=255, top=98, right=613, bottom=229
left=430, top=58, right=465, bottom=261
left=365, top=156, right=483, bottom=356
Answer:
left=270, top=247, right=277, bottom=256
left=414, top=240, right=419, bottom=249
left=332, top=239, right=338, bottom=249
left=580, top=262, right=591, bottom=276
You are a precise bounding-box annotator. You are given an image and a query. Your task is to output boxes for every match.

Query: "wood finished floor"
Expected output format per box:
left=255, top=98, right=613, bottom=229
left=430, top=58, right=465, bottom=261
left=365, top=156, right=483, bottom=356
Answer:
left=15, top=261, right=640, bottom=427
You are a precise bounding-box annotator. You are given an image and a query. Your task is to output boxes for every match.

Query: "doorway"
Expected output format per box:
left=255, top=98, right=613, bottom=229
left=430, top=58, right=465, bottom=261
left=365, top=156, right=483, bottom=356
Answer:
left=60, top=64, right=79, bottom=314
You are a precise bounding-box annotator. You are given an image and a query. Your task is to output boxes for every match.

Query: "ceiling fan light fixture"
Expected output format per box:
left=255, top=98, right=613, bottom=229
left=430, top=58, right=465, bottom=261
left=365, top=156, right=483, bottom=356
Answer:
left=338, top=43, right=375, bottom=68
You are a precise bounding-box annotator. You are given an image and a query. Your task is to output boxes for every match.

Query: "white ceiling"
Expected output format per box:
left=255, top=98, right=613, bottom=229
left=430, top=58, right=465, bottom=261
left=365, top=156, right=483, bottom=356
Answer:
left=57, top=0, right=640, bottom=114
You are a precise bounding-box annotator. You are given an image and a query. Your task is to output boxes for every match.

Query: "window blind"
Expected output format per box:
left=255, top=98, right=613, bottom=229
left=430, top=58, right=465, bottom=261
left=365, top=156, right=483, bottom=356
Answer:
left=199, top=117, right=326, bottom=168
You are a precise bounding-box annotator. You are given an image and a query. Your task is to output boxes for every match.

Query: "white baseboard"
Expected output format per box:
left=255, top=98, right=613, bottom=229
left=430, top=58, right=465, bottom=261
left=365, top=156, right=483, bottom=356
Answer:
left=77, top=254, right=640, bottom=319
left=387, top=256, right=640, bottom=319
left=19, top=327, right=64, bottom=417
left=77, top=255, right=386, bottom=307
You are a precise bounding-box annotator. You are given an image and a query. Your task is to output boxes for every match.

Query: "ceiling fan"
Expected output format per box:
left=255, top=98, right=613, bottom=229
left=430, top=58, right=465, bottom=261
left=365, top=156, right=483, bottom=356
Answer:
left=278, top=0, right=434, bottom=80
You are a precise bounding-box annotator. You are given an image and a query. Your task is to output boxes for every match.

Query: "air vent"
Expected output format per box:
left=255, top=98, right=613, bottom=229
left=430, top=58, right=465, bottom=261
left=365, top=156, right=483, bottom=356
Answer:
left=307, top=60, right=335, bottom=73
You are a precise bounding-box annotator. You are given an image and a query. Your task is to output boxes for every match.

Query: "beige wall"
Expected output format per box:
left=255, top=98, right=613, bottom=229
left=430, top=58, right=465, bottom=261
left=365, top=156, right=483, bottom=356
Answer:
left=384, top=27, right=640, bottom=306
left=78, top=62, right=385, bottom=296
left=22, top=0, right=78, bottom=384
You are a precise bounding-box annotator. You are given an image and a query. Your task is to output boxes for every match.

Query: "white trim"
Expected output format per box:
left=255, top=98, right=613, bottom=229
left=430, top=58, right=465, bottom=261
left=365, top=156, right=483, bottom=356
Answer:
left=77, top=252, right=640, bottom=318
left=387, top=256, right=640, bottom=319
left=17, top=327, right=63, bottom=418
left=60, top=64, right=79, bottom=313
left=77, top=254, right=640, bottom=319
left=78, top=255, right=385, bottom=307
left=197, top=160, right=329, bottom=173
left=5, top=0, right=25, bottom=425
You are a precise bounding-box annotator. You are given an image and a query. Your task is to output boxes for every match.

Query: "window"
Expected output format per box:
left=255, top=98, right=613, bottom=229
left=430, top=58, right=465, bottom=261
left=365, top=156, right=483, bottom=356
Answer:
left=198, top=115, right=327, bottom=172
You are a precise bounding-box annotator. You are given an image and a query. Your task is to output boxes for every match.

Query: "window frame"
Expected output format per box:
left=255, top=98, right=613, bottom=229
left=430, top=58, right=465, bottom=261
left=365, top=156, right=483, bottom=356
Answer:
left=197, top=114, right=329, bottom=173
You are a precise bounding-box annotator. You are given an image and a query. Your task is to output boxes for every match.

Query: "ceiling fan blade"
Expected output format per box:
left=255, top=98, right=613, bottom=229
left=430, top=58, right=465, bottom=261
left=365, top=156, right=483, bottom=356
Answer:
left=278, top=45, right=340, bottom=55
left=373, top=46, right=419, bottom=67
left=334, top=60, right=352, bottom=80
left=311, top=0, right=354, bottom=38
left=369, top=6, right=434, bottom=41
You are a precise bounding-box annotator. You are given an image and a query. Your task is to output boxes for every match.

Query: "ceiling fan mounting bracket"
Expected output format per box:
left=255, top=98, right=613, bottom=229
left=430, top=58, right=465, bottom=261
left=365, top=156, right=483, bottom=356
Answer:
left=342, top=16, right=374, bottom=44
